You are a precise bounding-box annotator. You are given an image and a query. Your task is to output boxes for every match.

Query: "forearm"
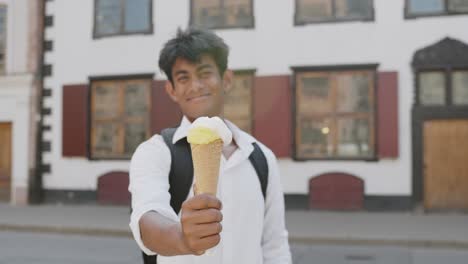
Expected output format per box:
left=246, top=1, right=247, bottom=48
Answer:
left=139, top=211, right=190, bottom=256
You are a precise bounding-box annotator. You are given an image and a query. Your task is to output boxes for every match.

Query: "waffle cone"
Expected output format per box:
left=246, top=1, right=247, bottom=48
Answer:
left=190, top=139, right=223, bottom=196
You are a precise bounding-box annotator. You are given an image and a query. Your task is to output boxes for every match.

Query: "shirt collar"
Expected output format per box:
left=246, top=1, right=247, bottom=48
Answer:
left=172, top=116, right=255, bottom=152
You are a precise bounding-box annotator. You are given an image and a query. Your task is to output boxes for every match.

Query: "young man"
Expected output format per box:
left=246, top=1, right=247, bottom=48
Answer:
left=129, top=28, right=292, bottom=264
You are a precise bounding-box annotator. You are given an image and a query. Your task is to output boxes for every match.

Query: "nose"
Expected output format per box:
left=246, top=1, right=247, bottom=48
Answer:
left=190, top=77, right=203, bottom=91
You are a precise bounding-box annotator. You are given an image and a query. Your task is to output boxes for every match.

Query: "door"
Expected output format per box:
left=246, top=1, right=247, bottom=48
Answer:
left=0, top=122, right=12, bottom=201
left=423, top=119, right=468, bottom=210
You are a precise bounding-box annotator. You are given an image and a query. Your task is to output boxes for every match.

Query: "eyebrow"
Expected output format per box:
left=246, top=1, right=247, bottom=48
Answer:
left=196, top=64, right=214, bottom=72
left=174, top=69, right=189, bottom=77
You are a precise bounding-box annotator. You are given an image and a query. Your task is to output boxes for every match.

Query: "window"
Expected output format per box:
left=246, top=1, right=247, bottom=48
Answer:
left=295, top=0, right=374, bottom=25
left=0, top=6, right=6, bottom=74
left=452, top=71, right=468, bottom=105
left=90, top=78, right=151, bottom=159
left=94, top=0, right=152, bottom=38
left=191, top=0, right=254, bottom=29
left=294, top=68, right=376, bottom=160
left=417, top=70, right=468, bottom=106
left=223, top=71, right=254, bottom=133
left=406, top=0, right=468, bottom=18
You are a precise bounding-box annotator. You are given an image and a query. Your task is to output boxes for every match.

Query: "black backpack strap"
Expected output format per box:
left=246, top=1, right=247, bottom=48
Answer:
left=249, top=142, right=269, bottom=200
left=161, top=128, right=194, bottom=214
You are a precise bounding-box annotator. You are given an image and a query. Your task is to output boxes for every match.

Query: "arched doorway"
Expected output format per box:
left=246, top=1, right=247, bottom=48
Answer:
left=412, top=37, right=468, bottom=211
left=309, top=172, right=364, bottom=210
left=97, top=171, right=130, bottom=205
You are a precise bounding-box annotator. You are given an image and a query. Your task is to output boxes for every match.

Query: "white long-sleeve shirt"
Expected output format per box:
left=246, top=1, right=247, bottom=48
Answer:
left=129, top=117, right=292, bottom=264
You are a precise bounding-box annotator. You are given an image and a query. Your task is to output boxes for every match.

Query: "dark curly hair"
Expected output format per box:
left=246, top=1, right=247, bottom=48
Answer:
left=158, top=28, right=230, bottom=84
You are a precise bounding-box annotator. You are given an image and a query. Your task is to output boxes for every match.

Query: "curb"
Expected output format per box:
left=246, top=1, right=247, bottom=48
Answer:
left=3, top=224, right=468, bottom=250
left=289, top=237, right=468, bottom=250
left=0, top=224, right=132, bottom=238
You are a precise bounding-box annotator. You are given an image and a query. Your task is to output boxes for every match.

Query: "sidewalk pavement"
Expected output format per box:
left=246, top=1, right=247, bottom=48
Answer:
left=1, top=203, right=467, bottom=249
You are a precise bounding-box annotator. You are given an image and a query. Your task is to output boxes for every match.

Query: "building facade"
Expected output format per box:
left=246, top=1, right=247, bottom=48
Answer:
left=36, top=0, right=468, bottom=210
left=0, top=0, right=43, bottom=205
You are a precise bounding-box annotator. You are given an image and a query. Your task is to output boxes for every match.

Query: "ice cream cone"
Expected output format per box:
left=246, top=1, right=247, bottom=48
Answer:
left=190, top=139, right=223, bottom=196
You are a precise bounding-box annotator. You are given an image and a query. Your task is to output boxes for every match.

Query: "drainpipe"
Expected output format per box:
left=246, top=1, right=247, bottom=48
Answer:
left=29, top=0, right=46, bottom=204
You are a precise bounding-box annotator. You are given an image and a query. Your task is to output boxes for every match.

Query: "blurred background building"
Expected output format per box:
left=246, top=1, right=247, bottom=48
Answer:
left=2, top=0, right=467, bottom=211
left=0, top=0, right=43, bottom=205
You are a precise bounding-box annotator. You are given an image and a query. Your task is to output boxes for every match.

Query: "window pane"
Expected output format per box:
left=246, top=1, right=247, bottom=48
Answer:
left=0, top=7, right=6, bottom=74
left=93, top=122, right=119, bottom=157
left=419, top=72, right=445, bottom=105
left=297, top=73, right=333, bottom=115
left=335, top=0, right=373, bottom=19
left=93, top=84, right=120, bottom=119
left=124, top=122, right=146, bottom=155
left=124, top=0, right=150, bottom=32
left=224, top=0, right=253, bottom=27
left=298, top=118, right=334, bottom=158
left=297, top=0, right=333, bottom=23
left=224, top=73, right=253, bottom=133
left=452, top=71, right=468, bottom=105
left=337, top=118, right=372, bottom=157
left=448, top=0, right=468, bottom=12
left=408, top=0, right=444, bottom=15
left=192, top=0, right=223, bottom=28
left=95, top=0, right=122, bottom=36
left=337, top=72, right=372, bottom=112
left=124, top=82, right=149, bottom=117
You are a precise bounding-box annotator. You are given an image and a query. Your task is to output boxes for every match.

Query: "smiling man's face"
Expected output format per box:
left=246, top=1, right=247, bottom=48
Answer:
left=165, top=54, right=232, bottom=122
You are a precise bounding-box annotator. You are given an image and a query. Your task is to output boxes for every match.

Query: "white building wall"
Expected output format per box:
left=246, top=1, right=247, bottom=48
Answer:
left=45, top=0, right=468, bottom=195
left=0, top=0, right=35, bottom=204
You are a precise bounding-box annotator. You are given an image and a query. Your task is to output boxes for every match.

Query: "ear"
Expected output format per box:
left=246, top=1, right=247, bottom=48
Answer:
left=222, top=70, right=234, bottom=94
left=164, top=80, right=178, bottom=103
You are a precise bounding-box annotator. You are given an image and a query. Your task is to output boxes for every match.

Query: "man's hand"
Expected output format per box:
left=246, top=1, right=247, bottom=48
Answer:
left=180, top=193, right=223, bottom=255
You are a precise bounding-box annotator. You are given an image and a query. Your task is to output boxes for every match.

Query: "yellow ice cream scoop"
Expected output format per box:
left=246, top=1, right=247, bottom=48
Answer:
left=187, top=127, right=220, bottom=145
left=187, top=116, right=232, bottom=146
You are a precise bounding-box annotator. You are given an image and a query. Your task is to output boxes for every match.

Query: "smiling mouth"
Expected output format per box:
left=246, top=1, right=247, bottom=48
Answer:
left=187, top=94, right=210, bottom=102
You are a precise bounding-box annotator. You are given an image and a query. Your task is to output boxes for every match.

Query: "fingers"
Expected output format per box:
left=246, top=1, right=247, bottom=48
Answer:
left=186, top=234, right=221, bottom=254
left=182, top=193, right=222, bottom=211
left=180, top=194, right=223, bottom=255
left=182, top=208, right=222, bottom=225
left=184, top=222, right=223, bottom=239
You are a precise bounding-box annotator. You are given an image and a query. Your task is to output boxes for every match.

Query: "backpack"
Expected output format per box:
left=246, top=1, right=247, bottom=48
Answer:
left=142, top=127, right=269, bottom=264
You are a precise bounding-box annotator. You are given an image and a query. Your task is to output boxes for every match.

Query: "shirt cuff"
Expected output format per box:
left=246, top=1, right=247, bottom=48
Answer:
left=129, top=204, right=180, bottom=255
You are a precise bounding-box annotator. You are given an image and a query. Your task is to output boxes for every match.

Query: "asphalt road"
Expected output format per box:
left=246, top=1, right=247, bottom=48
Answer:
left=1, top=231, right=467, bottom=264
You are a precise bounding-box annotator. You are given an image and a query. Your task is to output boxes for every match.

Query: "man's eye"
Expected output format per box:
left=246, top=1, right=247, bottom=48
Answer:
left=200, top=71, right=212, bottom=77
left=178, top=76, right=188, bottom=82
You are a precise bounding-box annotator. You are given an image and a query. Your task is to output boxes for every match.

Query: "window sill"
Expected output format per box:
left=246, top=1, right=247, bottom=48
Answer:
left=292, top=156, right=379, bottom=162
left=404, top=11, right=468, bottom=20
left=294, top=16, right=374, bottom=26
left=93, top=29, right=154, bottom=40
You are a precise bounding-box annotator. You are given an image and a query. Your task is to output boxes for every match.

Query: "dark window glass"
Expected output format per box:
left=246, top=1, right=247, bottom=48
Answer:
left=95, top=0, right=121, bottom=36
left=296, top=0, right=373, bottom=24
left=124, top=0, right=151, bottom=33
left=91, top=79, right=151, bottom=159
left=407, top=0, right=468, bottom=17
left=295, top=70, right=375, bottom=159
left=191, top=0, right=253, bottom=29
left=95, top=0, right=151, bottom=37
left=0, top=6, right=7, bottom=74
left=452, top=71, right=468, bottom=105
left=419, top=72, right=446, bottom=105
left=448, top=0, right=468, bottom=12
left=336, top=0, right=373, bottom=19
left=408, top=0, right=444, bottom=14
left=224, top=71, right=254, bottom=133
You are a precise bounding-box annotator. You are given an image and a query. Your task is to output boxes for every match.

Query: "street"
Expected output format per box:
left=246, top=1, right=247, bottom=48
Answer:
left=1, top=231, right=468, bottom=264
